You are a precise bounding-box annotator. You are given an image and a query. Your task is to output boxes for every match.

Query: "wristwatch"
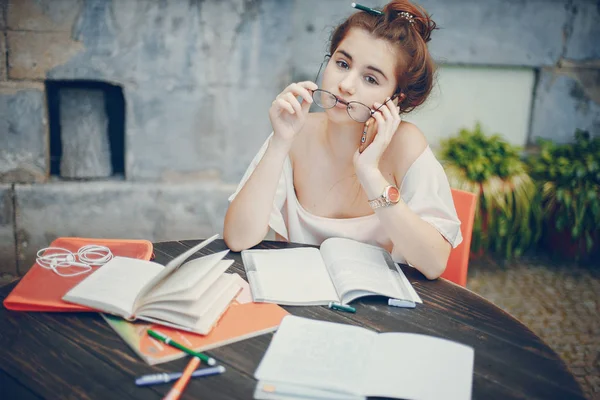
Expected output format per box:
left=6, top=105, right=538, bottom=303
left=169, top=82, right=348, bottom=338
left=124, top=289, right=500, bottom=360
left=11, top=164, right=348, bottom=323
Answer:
left=368, top=185, right=401, bottom=209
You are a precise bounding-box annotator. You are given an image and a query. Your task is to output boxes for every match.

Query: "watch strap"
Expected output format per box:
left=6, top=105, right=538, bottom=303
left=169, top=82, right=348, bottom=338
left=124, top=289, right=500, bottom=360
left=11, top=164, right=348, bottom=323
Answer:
left=368, top=197, right=389, bottom=209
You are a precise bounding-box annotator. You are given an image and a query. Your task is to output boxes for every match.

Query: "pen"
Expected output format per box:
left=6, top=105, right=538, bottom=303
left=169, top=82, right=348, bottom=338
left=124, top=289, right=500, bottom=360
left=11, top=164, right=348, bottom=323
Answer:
left=388, top=298, right=416, bottom=308
left=162, top=356, right=200, bottom=400
left=135, top=365, right=226, bottom=386
left=147, top=329, right=217, bottom=366
left=328, top=302, right=356, bottom=313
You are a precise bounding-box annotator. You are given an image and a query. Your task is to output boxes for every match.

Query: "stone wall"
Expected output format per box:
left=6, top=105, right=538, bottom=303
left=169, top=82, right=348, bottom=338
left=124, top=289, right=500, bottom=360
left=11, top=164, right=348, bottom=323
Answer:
left=0, top=0, right=598, bottom=277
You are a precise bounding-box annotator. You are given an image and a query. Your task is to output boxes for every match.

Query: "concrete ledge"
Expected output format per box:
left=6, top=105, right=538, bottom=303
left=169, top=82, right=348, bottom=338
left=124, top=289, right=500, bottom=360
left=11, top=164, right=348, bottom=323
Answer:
left=14, top=181, right=237, bottom=274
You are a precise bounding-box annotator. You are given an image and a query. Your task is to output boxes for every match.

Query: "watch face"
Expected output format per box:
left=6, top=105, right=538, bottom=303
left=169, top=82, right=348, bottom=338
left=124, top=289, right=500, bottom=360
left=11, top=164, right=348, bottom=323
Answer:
left=386, top=186, right=401, bottom=203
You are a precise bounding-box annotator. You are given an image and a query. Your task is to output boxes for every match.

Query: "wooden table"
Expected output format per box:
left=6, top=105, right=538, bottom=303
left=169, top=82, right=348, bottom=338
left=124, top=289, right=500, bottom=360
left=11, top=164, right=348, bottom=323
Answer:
left=0, top=239, right=585, bottom=400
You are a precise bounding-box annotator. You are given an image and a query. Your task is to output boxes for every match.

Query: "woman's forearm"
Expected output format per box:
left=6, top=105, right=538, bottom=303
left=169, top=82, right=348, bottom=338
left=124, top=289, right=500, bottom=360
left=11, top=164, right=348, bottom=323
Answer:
left=223, top=137, right=291, bottom=251
left=358, top=169, right=451, bottom=279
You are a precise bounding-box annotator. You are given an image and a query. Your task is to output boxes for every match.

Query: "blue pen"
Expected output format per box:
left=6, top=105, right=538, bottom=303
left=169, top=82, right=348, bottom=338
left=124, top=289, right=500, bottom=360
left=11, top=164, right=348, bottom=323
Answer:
left=135, top=365, right=226, bottom=386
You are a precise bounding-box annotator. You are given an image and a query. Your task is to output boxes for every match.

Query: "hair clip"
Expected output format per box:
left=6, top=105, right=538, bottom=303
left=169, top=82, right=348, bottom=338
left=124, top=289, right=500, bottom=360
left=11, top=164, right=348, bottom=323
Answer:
left=398, top=11, right=415, bottom=24
left=351, top=3, right=383, bottom=16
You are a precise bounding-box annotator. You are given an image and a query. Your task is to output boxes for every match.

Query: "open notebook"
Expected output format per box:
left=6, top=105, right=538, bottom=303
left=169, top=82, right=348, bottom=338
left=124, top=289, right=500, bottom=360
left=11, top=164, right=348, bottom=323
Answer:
left=241, top=237, right=421, bottom=306
left=63, top=235, right=241, bottom=335
left=254, top=316, right=474, bottom=400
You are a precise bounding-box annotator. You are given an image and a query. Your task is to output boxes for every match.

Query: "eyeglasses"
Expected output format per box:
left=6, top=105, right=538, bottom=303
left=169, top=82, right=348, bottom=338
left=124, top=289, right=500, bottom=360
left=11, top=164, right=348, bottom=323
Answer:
left=311, top=89, right=398, bottom=123
left=312, top=55, right=399, bottom=123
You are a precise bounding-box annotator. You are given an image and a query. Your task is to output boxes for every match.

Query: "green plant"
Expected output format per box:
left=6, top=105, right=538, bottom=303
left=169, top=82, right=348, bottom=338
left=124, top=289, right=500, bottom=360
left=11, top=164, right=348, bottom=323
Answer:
left=439, top=123, right=537, bottom=259
left=528, top=130, right=600, bottom=261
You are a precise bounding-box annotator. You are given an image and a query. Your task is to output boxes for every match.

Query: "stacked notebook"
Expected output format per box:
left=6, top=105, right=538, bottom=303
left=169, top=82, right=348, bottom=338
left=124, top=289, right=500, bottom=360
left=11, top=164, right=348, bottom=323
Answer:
left=102, top=275, right=289, bottom=365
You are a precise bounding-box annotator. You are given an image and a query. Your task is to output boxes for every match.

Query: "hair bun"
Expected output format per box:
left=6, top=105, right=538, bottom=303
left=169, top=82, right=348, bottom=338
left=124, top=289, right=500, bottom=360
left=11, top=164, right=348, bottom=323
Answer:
left=383, top=0, right=437, bottom=43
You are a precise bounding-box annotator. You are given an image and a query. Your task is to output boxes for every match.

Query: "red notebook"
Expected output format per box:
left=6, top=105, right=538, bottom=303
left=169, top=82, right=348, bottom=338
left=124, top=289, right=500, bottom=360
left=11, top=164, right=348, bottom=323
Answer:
left=3, top=237, right=153, bottom=312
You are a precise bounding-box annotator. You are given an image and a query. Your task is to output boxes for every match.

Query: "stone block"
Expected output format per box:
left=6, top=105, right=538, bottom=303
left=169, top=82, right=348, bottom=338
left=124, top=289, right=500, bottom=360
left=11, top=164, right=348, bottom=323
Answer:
left=0, top=1, right=6, bottom=30
left=565, top=0, right=600, bottom=60
left=0, top=184, right=16, bottom=277
left=32, top=0, right=293, bottom=181
left=290, top=0, right=355, bottom=82
left=124, top=84, right=222, bottom=181
left=218, top=84, right=287, bottom=182
left=7, top=31, right=83, bottom=80
left=407, top=65, right=535, bottom=147
left=46, top=0, right=293, bottom=87
left=291, top=0, right=568, bottom=77
left=59, top=88, right=112, bottom=178
left=0, top=32, right=5, bottom=81
left=530, top=69, right=600, bottom=144
left=0, top=81, right=48, bottom=183
left=14, top=181, right=234, bottom=274
left=7, top=0, right=82, bottom=31
left=421, top=0, right=566, bottom=66
left=124, top=79, right=277, bottom=182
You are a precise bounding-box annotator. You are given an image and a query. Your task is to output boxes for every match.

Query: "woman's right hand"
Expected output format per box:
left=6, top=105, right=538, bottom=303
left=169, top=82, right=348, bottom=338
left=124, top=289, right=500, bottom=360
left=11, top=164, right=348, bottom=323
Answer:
left=268, top=81, right=318, bottom=148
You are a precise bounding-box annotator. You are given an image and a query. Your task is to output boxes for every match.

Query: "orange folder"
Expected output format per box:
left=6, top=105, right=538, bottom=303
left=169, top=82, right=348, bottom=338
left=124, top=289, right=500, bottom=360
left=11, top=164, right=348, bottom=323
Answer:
left=102, top=277, right=289, bottom=365
left=3, top=237, right=153, bottom=312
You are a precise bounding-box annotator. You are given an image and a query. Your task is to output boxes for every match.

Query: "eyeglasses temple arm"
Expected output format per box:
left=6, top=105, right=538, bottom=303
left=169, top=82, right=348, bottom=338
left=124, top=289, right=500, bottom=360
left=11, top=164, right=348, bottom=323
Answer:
left=313, top=54, right=332, bottom=84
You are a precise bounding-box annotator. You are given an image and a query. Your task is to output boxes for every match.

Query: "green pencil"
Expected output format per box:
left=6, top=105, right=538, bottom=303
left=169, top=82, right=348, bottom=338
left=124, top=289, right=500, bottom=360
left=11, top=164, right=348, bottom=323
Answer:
left=351, top=3, right=383, bottom=15
left=147, top=329, right=217, bottom=366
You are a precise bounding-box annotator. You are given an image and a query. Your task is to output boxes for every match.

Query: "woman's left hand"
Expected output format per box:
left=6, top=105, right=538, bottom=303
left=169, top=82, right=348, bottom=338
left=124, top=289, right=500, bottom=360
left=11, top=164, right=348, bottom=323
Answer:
left=353, top=98, right=401, bottom=178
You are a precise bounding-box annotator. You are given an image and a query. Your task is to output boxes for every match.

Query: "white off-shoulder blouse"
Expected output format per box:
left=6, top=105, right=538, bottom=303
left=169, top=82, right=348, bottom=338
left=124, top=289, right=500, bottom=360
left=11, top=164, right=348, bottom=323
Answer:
left=228, top=133, right=463, bottom=264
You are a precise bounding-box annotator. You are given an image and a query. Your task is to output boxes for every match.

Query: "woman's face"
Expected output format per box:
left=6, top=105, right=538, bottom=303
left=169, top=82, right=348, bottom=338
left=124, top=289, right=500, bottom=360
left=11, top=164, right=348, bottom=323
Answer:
left=321, top=28, right=399, bottom=124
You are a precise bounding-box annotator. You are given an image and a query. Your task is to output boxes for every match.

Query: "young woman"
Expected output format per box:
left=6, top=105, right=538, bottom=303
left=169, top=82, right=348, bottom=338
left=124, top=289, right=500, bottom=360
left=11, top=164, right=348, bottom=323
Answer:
left=224, top=0, right=462, bottom=280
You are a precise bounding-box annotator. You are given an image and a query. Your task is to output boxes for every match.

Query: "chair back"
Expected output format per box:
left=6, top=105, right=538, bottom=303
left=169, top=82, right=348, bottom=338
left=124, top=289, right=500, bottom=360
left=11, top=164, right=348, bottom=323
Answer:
left=441, top=188, right=478, bottom=287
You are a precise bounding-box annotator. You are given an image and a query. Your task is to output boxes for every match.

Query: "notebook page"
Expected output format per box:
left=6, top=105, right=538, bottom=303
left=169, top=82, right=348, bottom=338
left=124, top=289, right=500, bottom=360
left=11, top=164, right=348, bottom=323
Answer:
left=242, top=248, right=339, bottom=305
left=137, top=273, right=241, bottom=332
left=134, top=234, right=219, bottom=304
left=362, top=333, right=474, bottom=400
left=63, top=257, right=164, bottom=317
left=320, top=238, right=405, bottom=303
left=140, top=251, right=230, bottom=303
left=135, top=260, right=233, bottom=316
left=255, top=316, right=375, bottom=395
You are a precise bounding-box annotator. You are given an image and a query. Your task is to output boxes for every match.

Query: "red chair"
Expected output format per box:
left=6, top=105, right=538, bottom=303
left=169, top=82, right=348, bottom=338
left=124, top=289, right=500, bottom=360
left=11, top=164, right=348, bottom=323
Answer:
left=441, top=188, right=478, bottom=287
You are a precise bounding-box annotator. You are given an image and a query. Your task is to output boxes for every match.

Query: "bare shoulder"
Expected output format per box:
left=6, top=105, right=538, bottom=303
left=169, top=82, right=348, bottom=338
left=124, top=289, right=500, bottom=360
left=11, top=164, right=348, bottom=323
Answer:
left=385, top=121, right=429, bottom=183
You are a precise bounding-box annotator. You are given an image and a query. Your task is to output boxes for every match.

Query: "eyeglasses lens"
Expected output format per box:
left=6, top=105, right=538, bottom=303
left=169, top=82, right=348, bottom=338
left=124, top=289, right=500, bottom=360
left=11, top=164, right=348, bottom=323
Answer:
left=312, top=89, right=372, bottom=123
left=313, top=90, right=337, bottom=109
left=347, top=103, right=371, bottom=123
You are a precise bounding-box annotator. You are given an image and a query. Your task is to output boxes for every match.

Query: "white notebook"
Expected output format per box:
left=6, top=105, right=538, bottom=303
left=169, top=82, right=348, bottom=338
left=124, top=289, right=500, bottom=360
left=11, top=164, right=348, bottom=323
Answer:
left=241, top=237, right=421, bottom=306
left=254, top=315, right=474, bottom=400
left=63, top=235, right=241, bottom=335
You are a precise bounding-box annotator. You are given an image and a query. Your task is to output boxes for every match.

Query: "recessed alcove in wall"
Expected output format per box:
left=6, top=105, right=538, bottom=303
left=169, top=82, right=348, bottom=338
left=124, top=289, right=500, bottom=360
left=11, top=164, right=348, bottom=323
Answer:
left=45, top=80, right=125, bottom=179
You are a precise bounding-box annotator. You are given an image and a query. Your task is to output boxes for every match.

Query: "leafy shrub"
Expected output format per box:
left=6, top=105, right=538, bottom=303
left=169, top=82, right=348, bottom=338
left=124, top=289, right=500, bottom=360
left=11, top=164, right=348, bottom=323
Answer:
left=528, top=130, right=600, bottom=260
left=439, top=123, right=537, bottom=259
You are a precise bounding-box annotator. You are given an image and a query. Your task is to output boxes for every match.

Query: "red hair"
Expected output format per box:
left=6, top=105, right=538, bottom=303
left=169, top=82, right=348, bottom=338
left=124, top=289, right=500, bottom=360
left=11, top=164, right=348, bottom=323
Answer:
left=328, top=0, right=437, bottom=113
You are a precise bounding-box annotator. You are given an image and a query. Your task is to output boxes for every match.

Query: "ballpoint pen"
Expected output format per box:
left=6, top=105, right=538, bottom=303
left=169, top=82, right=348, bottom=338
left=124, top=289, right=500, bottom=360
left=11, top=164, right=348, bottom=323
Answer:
left=135, top=365, right=226, bottom=386
left=147, top=329, right=217, bottom=366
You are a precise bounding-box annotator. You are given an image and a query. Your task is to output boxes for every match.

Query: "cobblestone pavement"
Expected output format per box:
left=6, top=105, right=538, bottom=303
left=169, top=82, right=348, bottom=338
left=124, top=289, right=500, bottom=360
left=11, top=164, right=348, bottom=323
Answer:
left=467, top=255, right=600, bottom=399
